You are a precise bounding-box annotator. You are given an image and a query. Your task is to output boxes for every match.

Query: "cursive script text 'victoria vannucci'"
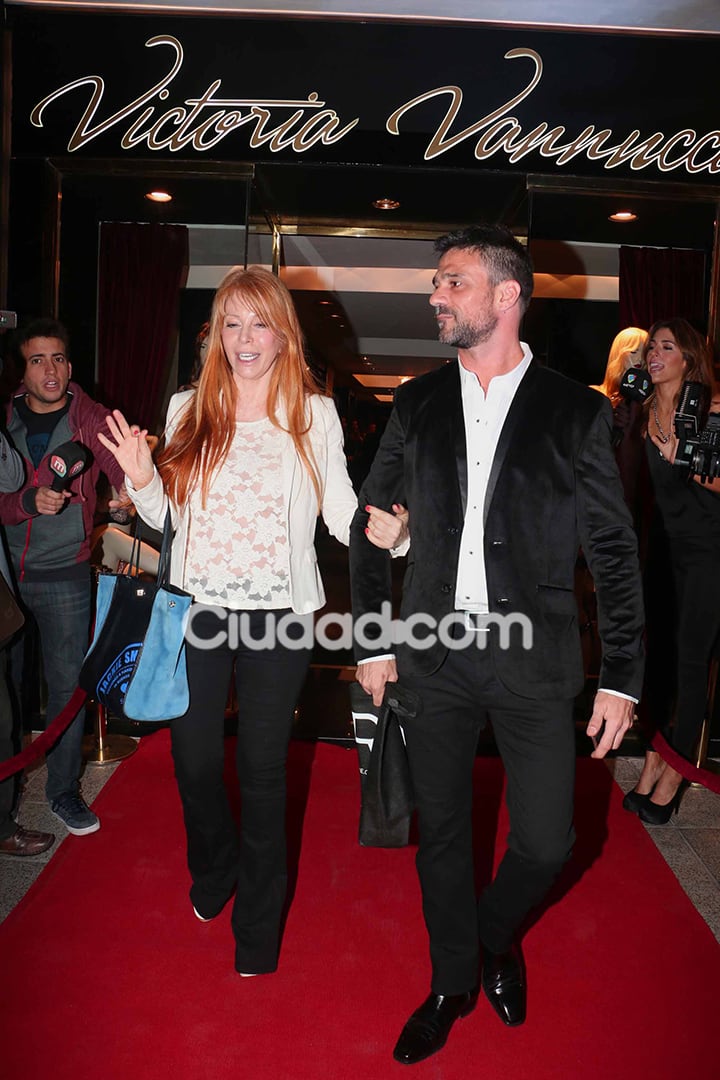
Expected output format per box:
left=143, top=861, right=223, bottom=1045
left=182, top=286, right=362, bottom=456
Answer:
left=30, top=37, right=720, bottom=175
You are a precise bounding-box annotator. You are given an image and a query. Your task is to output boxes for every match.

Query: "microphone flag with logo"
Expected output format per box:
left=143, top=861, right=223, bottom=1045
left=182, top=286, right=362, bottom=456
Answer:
left=49, top=441, right=90, bottom=491
left=619, top=368, right=652, bottom=403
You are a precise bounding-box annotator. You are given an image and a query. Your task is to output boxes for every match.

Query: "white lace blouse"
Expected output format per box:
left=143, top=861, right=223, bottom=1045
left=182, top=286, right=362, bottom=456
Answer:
left=185, top=418, right=291, bottom=609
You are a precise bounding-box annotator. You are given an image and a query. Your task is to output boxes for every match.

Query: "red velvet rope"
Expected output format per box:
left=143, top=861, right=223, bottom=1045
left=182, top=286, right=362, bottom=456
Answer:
left=635, top=718, right=720, bottom=795
left=0, top=687, right=87, bottom=783
left=1, top=685, right=718, bottom=794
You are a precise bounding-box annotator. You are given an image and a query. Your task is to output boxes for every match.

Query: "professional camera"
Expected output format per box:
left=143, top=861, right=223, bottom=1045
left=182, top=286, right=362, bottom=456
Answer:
left=673, top=379, right=720, bottom=483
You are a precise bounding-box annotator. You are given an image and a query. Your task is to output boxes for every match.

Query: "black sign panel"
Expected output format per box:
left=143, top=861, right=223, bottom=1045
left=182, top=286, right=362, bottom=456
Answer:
left=8, top=9, right=720, bottom=183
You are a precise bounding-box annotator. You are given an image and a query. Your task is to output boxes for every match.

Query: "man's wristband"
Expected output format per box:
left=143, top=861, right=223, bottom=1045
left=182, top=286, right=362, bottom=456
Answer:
left=21, top=488, right=38, bottom=516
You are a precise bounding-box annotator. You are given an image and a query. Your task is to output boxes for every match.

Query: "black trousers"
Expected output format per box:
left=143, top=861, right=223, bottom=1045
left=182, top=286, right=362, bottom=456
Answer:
left=644, top=540, right=720, bottom=760
left=402, top=638, right=576, bottom=996
left=668, top=545, right=720, bottom=759
left=170, top=607, right=311, bottom=974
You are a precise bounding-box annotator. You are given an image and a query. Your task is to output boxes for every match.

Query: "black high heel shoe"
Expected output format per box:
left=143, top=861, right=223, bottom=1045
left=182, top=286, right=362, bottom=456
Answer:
left=637, top=782, right=687, bottom=825
left=622, top=788, right=652, bottom=815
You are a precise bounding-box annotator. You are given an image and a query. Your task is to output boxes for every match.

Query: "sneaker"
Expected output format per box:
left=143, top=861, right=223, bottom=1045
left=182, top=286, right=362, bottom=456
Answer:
left=50, top=793, right=100, bottom=836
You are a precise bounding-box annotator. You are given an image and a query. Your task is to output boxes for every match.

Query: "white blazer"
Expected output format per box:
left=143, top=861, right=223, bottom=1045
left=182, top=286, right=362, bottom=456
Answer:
left=127, top=390, right=360, bottom=615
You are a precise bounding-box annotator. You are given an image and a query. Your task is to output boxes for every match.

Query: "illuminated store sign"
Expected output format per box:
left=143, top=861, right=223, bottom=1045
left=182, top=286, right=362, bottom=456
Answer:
left=29, top=35, right=720, bottom=176
left=31, top=37, right=359, bottom=155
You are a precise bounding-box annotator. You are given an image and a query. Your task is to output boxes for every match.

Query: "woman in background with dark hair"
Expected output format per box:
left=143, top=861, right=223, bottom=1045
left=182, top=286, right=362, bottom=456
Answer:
left=623, top=317, right=720, bottom=823
left=98, top=265, right=407, bottom=974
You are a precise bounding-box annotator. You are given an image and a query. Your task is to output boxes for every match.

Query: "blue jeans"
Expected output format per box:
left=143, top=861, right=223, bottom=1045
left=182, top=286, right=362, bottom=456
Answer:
left=10, top=573, right=91, bottom=804
left=0, top=649, right=18, bottom=839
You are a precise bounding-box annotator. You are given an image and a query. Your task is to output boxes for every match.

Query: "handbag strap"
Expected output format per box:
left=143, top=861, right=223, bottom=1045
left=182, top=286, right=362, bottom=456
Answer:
left=155, top=507, right=174, bottom=587
left=126, top=515, right=143, bottom=577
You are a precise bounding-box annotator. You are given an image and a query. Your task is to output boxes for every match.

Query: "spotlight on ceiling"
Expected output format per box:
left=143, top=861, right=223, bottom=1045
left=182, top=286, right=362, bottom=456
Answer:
left=145, top=190, right=173, bottom=203
left=608, top=210, right=637, bottom=222
left=353, top=374, right=411, bottom=389
left=372, top=197, right=400, bottom=211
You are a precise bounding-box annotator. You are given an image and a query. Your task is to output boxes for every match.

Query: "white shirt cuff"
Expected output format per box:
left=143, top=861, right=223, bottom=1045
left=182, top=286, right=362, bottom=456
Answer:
left=598, top=687, right=638, bottom=705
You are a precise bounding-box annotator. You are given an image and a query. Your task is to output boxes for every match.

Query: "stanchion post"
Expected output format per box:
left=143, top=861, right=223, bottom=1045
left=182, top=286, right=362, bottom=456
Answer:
left=82, top=700, right=138, bottom=766
left=694, top=656, right=719, bottom=778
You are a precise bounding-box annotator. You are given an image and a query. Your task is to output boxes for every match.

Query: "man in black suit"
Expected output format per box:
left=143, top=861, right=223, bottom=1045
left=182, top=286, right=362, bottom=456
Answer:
left=350, top=225, right=644, bottom=1065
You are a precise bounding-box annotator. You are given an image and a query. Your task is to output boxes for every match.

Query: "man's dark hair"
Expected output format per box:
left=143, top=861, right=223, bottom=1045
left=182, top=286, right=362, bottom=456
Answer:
left=434, top=224, right=534, bottom=314
left=4, top=317, right=70, bottom=389
left=13, top=317, right=70, bottom=356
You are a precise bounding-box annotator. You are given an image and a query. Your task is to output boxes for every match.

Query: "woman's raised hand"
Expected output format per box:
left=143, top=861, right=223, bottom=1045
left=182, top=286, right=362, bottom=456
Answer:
left=97, top=409, right=156, bottom=491
left=365, top=502, right=409, bottom=550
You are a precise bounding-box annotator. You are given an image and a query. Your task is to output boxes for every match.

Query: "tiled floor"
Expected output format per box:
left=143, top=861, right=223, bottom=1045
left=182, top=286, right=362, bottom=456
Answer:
left=0, top=749, right=122, bottom=922
left=2, top=747, right=719, bottom=940
left=606, top=754, right=720, bottom=941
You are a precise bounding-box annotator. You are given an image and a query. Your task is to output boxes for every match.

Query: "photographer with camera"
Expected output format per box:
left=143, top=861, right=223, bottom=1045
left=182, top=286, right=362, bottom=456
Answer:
left=623, top=317, right=720, bottom=824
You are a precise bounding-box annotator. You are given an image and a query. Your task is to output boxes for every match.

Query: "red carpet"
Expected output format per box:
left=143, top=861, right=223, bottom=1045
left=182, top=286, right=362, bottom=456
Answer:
left=0, top=732, right=717, bottom=1080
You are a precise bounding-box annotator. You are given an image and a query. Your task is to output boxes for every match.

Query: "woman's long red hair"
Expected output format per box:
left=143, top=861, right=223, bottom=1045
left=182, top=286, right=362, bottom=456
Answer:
left=157, top=265, right=325, bottom=507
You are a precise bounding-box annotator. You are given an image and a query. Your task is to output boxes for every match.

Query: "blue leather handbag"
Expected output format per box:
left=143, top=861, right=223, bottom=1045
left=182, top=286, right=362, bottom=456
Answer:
left=80, top=509, right=192, bottom=722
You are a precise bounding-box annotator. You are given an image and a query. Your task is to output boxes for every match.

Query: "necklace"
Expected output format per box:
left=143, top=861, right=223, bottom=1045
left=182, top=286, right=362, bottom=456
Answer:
left=652, top=398, right=671, bottom=444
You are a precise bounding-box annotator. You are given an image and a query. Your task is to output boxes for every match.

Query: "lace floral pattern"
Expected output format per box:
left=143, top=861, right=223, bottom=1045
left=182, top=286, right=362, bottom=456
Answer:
left=186, top=419, right=290, bottom=609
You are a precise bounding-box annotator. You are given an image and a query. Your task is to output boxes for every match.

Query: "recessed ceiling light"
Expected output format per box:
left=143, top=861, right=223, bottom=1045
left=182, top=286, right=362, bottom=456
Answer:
left=353, top=374, right=409, bottom=388
left=372, top=197, right=400, bottom=211
left=609, top=210, right=637, bottom=222
left=145, top=190, right=172, bottom=203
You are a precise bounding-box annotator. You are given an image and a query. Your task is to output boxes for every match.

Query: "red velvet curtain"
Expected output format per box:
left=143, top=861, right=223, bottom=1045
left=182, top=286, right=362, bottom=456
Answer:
left=97, top=223, right=189, bottom=432
left=618, top=245, right=707, bottom=331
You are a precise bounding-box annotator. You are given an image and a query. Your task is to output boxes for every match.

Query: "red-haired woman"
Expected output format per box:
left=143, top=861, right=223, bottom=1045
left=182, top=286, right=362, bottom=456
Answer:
left=99, top=266, right=406, bottom=974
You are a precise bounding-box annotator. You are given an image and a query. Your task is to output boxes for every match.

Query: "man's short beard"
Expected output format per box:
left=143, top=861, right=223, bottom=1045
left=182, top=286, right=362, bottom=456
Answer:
left=438, top=313, right=497, bottom=349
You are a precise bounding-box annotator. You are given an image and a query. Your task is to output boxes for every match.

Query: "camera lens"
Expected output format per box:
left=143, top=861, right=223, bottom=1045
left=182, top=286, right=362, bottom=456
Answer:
left=691, top=447, right=704, bottom=476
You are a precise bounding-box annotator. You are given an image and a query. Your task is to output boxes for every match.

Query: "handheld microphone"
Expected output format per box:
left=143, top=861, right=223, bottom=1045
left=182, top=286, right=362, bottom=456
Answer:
left=49, top=441, right=90, bottom=492
left=618, top=367, right=652, bottom=403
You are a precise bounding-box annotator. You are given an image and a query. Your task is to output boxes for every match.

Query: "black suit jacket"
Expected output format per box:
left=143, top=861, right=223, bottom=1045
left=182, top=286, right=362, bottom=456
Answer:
left=349, top=359, right=645, bottom=702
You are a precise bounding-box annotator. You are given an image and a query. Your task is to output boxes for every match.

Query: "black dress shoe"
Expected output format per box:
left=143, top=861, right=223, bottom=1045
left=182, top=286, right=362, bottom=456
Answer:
left=481, top=944, right=526, bottom=1026
left=0, top=825, right=55, bottom=857
left=393, top=989, right=478, bottom=1065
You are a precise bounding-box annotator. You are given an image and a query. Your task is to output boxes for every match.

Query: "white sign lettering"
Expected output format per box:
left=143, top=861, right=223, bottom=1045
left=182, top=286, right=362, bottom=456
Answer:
left=387, top=48, right=720, bottom=174
left=30, top=35, right=359, bottom=153
left=29, top=37, right=720, bottom=176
